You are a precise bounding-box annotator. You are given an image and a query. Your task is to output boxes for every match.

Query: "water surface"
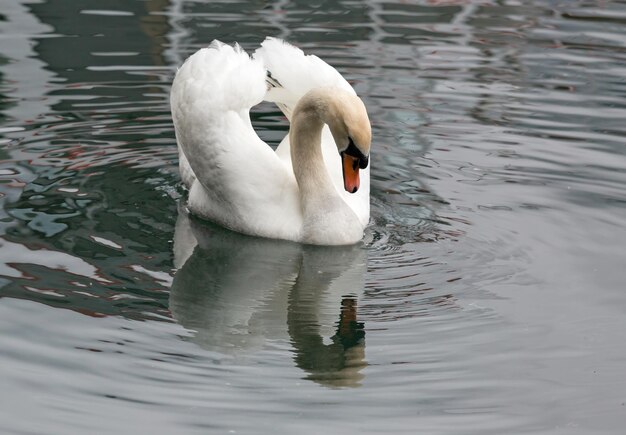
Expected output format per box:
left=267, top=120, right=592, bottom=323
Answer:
left=1, top=1, right=626, bottom=434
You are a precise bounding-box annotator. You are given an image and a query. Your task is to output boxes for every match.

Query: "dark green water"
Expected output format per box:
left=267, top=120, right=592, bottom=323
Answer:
left=1, top=1, right=626, bottom=434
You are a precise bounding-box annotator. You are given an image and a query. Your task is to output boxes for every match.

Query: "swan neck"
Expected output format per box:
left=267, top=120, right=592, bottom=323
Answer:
left=289, top=105, right=335, bottom=202
left=288, top=89, right=365, bottom=245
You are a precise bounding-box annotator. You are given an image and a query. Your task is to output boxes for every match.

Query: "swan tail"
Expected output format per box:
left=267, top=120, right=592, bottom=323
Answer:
left=254, top=37, right=355, bottom=120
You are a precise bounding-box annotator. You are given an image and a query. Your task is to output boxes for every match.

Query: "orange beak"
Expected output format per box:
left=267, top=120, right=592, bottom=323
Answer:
left=342, top=153, right=360, bottom=193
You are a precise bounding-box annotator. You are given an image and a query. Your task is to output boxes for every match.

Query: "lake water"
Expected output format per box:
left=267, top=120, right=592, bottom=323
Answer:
left=1, top=1, right=625, bottom=434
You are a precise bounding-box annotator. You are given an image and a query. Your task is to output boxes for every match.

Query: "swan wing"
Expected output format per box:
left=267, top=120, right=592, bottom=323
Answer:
left=254, top=37, right=356, bottom=120
left=170, top=42, right=302, bottom=240
left=254, top=38, right=370, bottom=227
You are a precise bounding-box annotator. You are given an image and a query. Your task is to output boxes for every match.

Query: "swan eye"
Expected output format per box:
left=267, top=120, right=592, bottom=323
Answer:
left=344, top=137, right=369, bottom=170
left=358, top=154, right=369, bottom=170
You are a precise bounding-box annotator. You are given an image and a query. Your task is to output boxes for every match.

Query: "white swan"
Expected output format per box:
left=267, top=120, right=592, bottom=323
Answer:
left=170, top=38, right=371, bottom=245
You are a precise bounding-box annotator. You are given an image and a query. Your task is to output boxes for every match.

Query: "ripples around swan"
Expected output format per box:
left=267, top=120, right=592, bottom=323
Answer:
left=1, top=1, right=626, bottom=434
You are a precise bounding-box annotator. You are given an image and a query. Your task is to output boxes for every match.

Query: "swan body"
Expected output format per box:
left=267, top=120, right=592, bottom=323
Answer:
left=170, top=38, right=371, bottom=245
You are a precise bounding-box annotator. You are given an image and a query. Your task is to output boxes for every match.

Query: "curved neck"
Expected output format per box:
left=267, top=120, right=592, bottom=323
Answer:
left=288, top=89, right=365, bottom=245
left=289, top=101, right=338, bottom=211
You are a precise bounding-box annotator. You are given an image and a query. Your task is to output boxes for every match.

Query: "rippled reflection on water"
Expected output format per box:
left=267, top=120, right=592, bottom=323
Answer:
left=1, top=1, right=626, bottom=434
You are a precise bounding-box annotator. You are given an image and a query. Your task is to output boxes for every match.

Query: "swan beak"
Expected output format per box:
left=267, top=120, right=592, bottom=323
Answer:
left=342, top=153, right=360, bottom=193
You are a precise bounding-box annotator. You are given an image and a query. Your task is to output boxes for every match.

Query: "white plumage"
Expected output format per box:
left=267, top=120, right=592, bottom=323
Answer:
left=170, top=38, right=371, bottom=245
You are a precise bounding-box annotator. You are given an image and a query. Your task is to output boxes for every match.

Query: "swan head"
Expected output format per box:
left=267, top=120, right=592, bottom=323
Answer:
left=292, top=87, right=371, bottom=194
left=322, top=89, right=371, bottom=194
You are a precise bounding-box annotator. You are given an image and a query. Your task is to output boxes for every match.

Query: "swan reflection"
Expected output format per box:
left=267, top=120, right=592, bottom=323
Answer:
left=170, top=206, right=368, bottom=387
